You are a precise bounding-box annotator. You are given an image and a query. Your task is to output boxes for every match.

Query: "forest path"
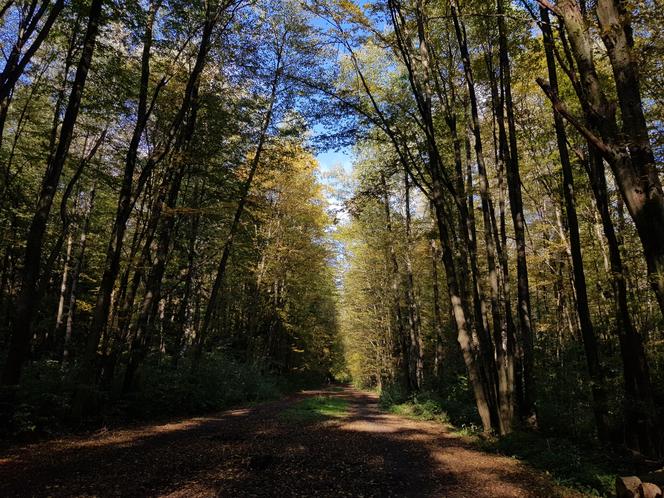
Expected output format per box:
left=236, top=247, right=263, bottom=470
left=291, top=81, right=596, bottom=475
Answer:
left=0, top=386, right=579, bottom=497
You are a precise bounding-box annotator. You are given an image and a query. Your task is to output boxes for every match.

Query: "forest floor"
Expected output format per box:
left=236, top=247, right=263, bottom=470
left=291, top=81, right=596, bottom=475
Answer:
left=0, top=386, right=585, bottom=497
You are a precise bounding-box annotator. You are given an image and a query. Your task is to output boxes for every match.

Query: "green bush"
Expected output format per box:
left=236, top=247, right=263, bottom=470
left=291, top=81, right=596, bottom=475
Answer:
left=1, top=360, right=73, bottom=438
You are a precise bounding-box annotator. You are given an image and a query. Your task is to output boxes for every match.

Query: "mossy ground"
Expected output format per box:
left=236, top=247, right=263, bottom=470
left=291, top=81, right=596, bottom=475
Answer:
left=279, top=395, right=349, bottom=423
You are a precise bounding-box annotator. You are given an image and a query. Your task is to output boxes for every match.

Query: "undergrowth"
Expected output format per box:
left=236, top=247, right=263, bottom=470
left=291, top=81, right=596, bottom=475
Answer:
left=475, top=431, right=616, bottom=496
left=378, top=383, right=634, bottom=497
left=0, top=354, right=327, bottom=441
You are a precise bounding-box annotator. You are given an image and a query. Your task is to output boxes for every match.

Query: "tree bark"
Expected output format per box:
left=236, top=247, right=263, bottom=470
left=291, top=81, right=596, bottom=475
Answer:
left=451, top=0, right=511, bottom=433
left=542, top=0, right=664, bottom=318
left=381, top=172, right=410, bottom=390
left=595, top=0, right=664, bottom=317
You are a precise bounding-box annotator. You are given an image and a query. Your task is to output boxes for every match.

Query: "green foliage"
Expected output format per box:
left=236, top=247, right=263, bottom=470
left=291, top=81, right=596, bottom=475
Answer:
left=278, top=395, right=349, bottom=423
left=379, top=380, right=482, bottom=432
left=387, top=398, right=450, bottom=424
left=2, top=361, right=72, bottom=438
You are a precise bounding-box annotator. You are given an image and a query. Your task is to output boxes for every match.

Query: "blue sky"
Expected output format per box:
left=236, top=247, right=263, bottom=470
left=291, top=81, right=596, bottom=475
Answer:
left=316, top=148, right=354, bottom=173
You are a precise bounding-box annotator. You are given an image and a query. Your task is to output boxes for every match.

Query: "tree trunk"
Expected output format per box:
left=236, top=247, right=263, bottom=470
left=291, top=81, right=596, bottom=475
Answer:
left=62, top=186, right=96, bottom=367
left=545, top=0, right=664, bottom=318
left=497, top=0, right=533, bottom=428
left=381, top=172, right=410, bottom=391
left=451, top=0, right=510, bottom=433
left=2, top=0, right=104, bottom=386
left=78, top=0, right=214, bottom=393
left=540, top=6, right=610, bottom=441
left=404, top=172, right=424, bottom=389
left=54, top=232, right=73, bottom=341
left=595, top=0, right=664, bottom=318
left=429, top=234, right=444, bottom=381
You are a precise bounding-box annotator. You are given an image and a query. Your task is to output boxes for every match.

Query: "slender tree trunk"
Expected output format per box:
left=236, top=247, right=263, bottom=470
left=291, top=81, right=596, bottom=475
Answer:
left=429, top=234, right=444, bottom=381
left=195, top=42, right=283, bottom=361
left=54, top=233, right=73, bottom=340
left=431, top=191, right=494, bottom=432
left=497, top=0, right=534, bottom=428
left=541, top=0, right=664, bottom=319
left=586, top=147, right=658, bottom=453
left=78, top=1, right=214, bottom=394
left=381, top=172, right=410, bottom=391
left=451, top=0, right=510, bottom=433
left=123, top=156, right=190, bottom=392
left=79, top=1, right=163, bottom=388
left=404, top=173, right=423, bottom=389
left=171, top=207, right=200, bottom=367
left=595, top=0, right=664, bottom=318
left=62, top=186, right=96, bottom=367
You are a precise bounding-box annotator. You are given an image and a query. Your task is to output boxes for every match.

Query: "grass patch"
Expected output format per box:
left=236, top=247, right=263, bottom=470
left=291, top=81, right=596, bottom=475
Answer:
left=279, top=396, right=349, bottom=423
left=388, top=399, right=451, bottom=424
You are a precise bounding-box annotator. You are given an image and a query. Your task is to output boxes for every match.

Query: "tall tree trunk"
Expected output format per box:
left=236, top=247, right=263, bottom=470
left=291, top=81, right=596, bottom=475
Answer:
left=586, top=147, right=658, bottom=454
left=78, top=1, right=214, bottom=393
left=381, top=172, right=410, bottom=391
left=540, top=6, right=610, bottom=441
left=497, top=0, right=534, bottom=428
left=2, top=0, right=104, bottom=386
left=595, top=0, right=664, bottom=317
left=54, top=232, right=73, bottom=341
left=171, top=205, right=200, bottom=367
left=451, top=0, right=510, bottom=433
left=79, top=1, right=163, bottom=388
left=122, top=173, right=183, bottom=392
left=429, top=233, right=444, bottom=381
left=539, top=0, right=664, bottom=319
left=431, top=190, right=495, bottom=432
left=539, top=2, right=659, bottom=453
left=404, top=172, right=424, bottom=389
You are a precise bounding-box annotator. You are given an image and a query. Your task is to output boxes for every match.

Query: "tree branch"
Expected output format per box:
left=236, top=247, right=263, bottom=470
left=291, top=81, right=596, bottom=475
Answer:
left=535, top=77, right=615, bottom=163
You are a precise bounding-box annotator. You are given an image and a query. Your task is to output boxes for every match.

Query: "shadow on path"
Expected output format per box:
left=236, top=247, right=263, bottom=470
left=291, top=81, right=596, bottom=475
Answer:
left=0, top=387, right=571, bottom=497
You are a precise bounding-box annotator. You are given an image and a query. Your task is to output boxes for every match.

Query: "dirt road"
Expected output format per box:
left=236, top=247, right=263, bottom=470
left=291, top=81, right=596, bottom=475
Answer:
left=0, top=387, right=578, bottom=497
